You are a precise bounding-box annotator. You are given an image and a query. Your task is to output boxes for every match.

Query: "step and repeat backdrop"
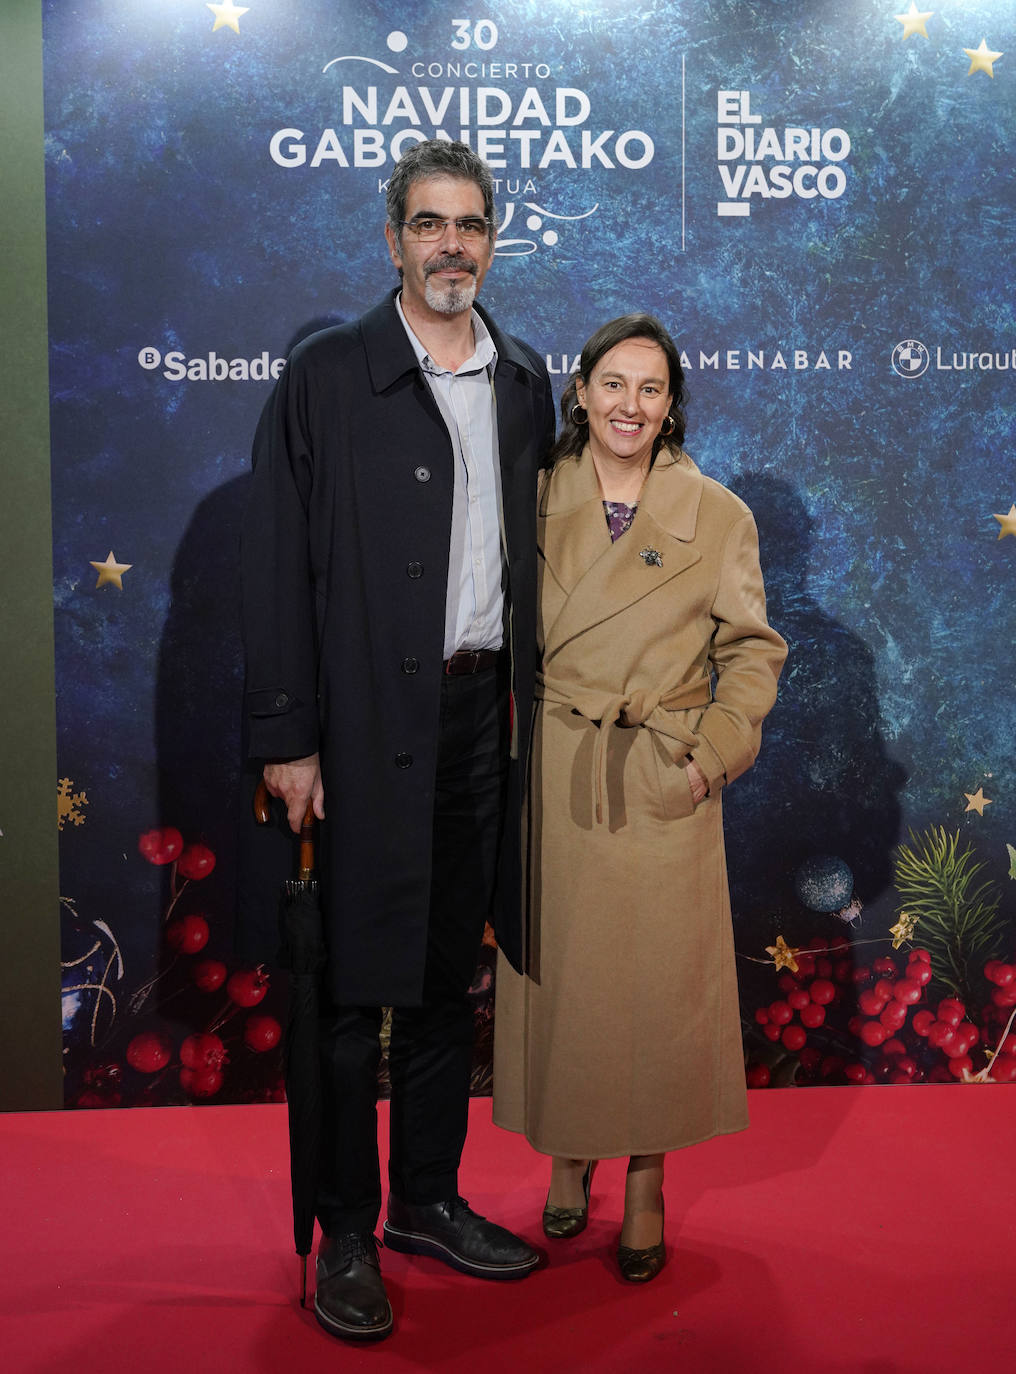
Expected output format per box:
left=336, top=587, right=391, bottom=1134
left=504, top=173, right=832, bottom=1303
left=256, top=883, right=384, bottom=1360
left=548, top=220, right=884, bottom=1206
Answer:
left=45, top=0, right=1015, bottom=1105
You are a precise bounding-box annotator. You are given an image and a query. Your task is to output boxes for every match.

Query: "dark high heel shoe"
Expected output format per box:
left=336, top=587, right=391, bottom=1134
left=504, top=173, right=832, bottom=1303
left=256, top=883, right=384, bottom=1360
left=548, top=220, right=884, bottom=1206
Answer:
left=542, top=1161, right=594, bottom=1240
left=617, top=1201, right=666, bottom=1283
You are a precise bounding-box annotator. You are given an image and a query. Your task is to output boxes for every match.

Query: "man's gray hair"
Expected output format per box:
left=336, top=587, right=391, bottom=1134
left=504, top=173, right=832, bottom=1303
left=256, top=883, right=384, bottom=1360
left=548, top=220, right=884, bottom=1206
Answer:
left=385, top=139, right=497, bottom=251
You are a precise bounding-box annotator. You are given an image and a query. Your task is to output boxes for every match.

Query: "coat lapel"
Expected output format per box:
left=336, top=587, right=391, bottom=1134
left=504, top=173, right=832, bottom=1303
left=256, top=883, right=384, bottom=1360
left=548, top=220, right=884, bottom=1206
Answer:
left=541, top=450, right=705, bottom=654
left=361, top=292, right=535, bottom=525
left=539, top=453, right=612, bottom=597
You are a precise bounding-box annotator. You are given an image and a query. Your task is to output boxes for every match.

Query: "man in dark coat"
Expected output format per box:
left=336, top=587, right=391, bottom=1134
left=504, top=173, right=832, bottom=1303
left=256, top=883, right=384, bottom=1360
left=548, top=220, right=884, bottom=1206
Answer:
left=239, top=140, right=555, bottom=1341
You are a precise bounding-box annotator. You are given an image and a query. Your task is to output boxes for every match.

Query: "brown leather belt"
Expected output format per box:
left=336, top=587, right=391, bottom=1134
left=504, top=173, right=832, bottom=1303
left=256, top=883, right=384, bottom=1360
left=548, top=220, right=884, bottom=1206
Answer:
left=443, top=648, right=501, bottom=676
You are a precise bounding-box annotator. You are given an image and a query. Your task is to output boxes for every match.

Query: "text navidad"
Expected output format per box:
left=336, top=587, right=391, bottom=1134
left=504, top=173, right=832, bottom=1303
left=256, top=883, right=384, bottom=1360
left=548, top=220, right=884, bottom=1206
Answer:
left=716, top=91, right=851, bottom=216
left=270, top=85, right=654, bottom=171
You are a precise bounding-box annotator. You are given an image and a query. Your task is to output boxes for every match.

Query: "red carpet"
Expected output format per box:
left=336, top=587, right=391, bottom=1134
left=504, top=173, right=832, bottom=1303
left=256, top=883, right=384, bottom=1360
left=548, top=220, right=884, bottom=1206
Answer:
left=1, top=1088, right=1012, bottom=1373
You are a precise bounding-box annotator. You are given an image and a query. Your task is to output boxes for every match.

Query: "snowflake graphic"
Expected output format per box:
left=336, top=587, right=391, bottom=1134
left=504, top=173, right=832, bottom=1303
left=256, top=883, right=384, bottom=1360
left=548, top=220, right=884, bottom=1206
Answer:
left=57, top=777, right=88, bottom=830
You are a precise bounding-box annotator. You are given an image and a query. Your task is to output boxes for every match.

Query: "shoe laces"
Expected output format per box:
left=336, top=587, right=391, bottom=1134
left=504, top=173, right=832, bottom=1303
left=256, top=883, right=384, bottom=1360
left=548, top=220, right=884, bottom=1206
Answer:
left=337, top=1231, right=381, bottom=1265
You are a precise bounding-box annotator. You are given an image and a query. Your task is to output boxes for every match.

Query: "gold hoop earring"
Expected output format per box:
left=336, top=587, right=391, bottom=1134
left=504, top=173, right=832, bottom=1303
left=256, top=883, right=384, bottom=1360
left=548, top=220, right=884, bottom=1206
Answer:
left=570, top=404, right=588, bottom=425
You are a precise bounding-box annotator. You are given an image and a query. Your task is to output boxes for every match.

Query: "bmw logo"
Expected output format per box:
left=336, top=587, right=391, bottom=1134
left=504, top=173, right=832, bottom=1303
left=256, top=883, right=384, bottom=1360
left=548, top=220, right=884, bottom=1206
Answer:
left=891, top=339, right=930, bottom=378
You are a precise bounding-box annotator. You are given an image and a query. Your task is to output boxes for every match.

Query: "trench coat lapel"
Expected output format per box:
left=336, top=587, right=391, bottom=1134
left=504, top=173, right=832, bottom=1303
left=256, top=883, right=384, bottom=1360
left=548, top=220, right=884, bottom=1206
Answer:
left=485, top=305, right=544, bottom=517
left=492, top=364, right=524, bottom=521
left=541, top=450, right=704, bottom=652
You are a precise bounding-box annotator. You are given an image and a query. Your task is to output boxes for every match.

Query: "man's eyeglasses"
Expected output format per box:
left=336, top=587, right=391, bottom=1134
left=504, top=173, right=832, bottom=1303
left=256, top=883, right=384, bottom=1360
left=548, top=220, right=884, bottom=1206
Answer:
left=398, top=216, right=492, bottom=241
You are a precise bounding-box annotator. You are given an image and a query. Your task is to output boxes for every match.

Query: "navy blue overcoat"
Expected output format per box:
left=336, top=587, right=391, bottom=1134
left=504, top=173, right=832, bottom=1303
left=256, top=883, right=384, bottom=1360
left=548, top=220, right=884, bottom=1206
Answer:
left=238, top=290, right=555, bottom=1004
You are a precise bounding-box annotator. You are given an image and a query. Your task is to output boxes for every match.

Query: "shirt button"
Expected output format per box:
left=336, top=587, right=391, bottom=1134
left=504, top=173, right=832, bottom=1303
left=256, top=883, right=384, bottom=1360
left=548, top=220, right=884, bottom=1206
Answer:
left=401, top=657, right=419, bottom=674
left=407, top=562, right=423, bottom=578
left=414, top=466, right=431, bottom=483
left=395, top=752, right=413, bottom=768
left=274, top=692, right=289, bottom=708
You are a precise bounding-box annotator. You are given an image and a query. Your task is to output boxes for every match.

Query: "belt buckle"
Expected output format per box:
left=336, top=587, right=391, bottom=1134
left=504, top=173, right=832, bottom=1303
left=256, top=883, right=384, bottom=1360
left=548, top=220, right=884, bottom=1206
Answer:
left=445, top=649, right=474, bottom=676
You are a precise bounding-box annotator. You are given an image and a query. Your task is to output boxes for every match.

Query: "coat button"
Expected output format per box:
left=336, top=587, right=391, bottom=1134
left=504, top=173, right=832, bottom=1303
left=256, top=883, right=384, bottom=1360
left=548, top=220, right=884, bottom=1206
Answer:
left=406, top=561, right=423, bottom=578
left=414, top=465, right=431, bottom=482
left=395, top=752, right=413, bottom=768
left=274, top=692, right=289, bottom=708
left=401, top=657, right=419, bottom=674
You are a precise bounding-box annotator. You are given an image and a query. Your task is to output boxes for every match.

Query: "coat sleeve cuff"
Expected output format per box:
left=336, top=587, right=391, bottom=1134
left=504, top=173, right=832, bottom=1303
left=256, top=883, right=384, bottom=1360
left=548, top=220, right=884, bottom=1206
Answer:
left=694, top=709, right=759, bottom=790
left=690, top=735, right=727, bottom=794
left=245, top=689, right=318, bottom=760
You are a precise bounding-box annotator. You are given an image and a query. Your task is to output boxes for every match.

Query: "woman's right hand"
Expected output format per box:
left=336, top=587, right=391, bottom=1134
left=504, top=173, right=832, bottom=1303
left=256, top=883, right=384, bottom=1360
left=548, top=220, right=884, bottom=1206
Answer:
left=687, top=757, right=709, bottom=806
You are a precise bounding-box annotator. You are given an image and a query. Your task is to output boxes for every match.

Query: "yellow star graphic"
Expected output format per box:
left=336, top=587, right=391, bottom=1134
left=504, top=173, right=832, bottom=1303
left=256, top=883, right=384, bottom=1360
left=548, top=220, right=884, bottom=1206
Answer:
left=964, top=787, right=992, bottom=816
left=895, top=6, right=933, bottom=41
left=889, top=911, right=918, bottom=949
left=207, top=2, right=250, bottom=34
left=964, top=39, right=1003, bottom=78
left=765, top=935, right=801, bottom=973
left=90, top=551, right=133, bottom=590
left=993, top=505, right=1016, bottom=539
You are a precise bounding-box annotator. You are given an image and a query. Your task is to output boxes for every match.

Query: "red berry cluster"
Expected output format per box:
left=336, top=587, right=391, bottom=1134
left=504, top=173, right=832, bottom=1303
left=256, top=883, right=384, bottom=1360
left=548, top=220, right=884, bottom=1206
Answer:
left=750, top=937, right=852, bottom=1086
left=138, top=828, right=218, bottom=962
left=746, top=937, right=1016, bottom=1088
left=122, top=968, right=281, bottom=1102
left=71, top=829, right=284, bottom=1108
left=984, top=960, right=1016, bottom=1007
left=138, top=827, right=216, bottom=879
left=76, top=1060, right=124, bottom=1108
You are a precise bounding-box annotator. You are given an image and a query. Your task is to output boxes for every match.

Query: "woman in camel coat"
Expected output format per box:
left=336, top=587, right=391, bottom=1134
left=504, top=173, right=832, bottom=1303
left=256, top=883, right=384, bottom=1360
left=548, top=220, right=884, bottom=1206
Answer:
left=493, top=314, right=787, bottom=1282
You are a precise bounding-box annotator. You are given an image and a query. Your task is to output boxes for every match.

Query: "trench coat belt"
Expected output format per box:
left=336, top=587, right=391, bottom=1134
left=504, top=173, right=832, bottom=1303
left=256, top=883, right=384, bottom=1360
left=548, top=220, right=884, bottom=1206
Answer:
left=534, top=673, right=713, bottom=824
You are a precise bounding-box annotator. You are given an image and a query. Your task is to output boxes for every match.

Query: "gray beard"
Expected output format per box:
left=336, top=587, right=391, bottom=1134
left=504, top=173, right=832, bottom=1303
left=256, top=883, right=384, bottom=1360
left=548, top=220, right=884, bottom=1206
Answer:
left=424, top=276, right=477, bottom=315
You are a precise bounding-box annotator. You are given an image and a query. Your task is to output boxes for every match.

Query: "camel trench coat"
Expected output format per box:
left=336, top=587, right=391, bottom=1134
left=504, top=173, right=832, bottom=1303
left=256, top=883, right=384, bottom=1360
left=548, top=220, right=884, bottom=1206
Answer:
left=493, top=447, right=787, bottom=1158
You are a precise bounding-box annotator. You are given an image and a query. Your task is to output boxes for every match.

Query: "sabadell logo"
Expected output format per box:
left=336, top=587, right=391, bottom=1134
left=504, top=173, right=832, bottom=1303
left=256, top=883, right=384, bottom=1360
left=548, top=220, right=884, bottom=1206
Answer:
left=138, top=347, right=286, bottom=381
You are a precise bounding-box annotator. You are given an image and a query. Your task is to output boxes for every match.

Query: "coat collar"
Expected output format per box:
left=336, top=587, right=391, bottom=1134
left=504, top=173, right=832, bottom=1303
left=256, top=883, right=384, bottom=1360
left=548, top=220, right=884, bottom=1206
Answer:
left=540, top=448, right=705, bottom=651
left=361, top=288, right=540, bottom=393
left=540, top=446, right=703, bottom=536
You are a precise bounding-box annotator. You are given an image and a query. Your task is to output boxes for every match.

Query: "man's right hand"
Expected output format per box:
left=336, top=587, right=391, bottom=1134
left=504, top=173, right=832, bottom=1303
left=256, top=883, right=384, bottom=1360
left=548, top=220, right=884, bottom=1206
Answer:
left=262, top=753, right=325, bottom=834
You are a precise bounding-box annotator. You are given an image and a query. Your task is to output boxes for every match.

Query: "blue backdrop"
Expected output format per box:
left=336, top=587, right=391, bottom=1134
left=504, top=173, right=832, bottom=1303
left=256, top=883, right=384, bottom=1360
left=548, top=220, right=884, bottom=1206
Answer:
left=46, top=0, right=1016, bottom=1103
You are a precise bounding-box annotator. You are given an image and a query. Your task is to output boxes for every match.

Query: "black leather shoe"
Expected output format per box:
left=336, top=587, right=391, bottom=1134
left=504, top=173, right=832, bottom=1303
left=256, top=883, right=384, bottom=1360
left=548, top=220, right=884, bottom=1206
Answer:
left=383, top=1195, right=539, bottom=1279
left=313, top=1232, right=393, bottom=1341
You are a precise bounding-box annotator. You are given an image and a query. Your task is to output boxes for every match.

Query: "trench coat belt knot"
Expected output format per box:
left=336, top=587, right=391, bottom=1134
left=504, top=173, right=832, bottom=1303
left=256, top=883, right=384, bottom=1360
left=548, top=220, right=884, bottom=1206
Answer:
left=534, top=673, right=713, bottom=824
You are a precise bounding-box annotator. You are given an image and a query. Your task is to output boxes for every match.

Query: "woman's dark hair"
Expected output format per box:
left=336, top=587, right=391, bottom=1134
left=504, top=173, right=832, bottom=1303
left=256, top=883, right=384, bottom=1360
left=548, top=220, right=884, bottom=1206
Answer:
left=549, top=313, right=688, bottom=466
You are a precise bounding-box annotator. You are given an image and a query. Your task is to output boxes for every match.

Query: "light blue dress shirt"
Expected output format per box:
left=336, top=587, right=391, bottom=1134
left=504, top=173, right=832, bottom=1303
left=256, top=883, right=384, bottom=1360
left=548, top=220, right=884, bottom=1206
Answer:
left=396, top=293, right=504, bottom=660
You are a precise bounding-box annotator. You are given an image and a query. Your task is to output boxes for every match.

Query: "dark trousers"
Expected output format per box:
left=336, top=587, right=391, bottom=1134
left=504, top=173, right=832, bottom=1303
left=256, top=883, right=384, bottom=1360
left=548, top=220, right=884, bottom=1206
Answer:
left=316, top=663, right=508, bottom=1236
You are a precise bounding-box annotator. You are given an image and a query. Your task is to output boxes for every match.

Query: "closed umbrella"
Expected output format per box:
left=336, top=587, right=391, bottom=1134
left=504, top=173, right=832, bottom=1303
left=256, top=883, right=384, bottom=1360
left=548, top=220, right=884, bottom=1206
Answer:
left=254, top=780, right=324, bottom=1307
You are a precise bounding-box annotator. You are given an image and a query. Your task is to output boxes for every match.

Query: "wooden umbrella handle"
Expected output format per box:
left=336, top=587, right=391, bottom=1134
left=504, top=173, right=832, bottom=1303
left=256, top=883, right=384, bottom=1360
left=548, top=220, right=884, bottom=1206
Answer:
left=253, top=778, right=272, bottom=824
left=297, top=803, right=316, bottom=881
left=253, top=777, right=316, bottom=878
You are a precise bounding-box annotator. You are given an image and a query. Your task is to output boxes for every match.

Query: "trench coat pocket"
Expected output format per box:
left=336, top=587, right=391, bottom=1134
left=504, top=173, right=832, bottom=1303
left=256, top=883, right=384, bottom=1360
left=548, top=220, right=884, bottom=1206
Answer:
left=648, top=731, right=697, bottom=822
left=247, top=686, right=303, bottom=717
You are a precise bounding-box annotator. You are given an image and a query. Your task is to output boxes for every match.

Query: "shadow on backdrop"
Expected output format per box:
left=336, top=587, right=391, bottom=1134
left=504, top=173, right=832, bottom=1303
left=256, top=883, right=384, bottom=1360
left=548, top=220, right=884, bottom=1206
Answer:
left=723, top=473, right=907, bottom=945
left=152, top=469, right=296, bottom=1102
left=149, top=319, right=351, bottom=1102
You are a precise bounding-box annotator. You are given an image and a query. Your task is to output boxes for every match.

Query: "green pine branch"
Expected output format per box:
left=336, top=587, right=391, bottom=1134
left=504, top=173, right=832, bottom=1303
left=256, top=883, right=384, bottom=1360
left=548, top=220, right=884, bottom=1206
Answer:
left=893, top=827, right=1005, bottom=1006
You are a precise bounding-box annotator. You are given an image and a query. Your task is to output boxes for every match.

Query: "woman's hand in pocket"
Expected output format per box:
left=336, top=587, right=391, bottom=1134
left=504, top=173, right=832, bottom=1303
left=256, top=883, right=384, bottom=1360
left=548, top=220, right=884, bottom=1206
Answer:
left=687, top=757, right=709, bottom=806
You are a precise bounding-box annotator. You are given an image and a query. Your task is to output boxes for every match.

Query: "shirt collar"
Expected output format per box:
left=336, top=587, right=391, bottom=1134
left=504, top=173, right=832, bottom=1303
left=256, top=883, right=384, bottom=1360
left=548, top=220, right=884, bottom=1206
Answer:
left=395, top=291, right=497, bottom=376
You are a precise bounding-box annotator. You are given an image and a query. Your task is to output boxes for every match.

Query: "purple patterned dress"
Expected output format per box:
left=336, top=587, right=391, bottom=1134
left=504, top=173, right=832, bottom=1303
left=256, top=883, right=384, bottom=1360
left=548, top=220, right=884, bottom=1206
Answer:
left=603, top=500, right=637, bottom=542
